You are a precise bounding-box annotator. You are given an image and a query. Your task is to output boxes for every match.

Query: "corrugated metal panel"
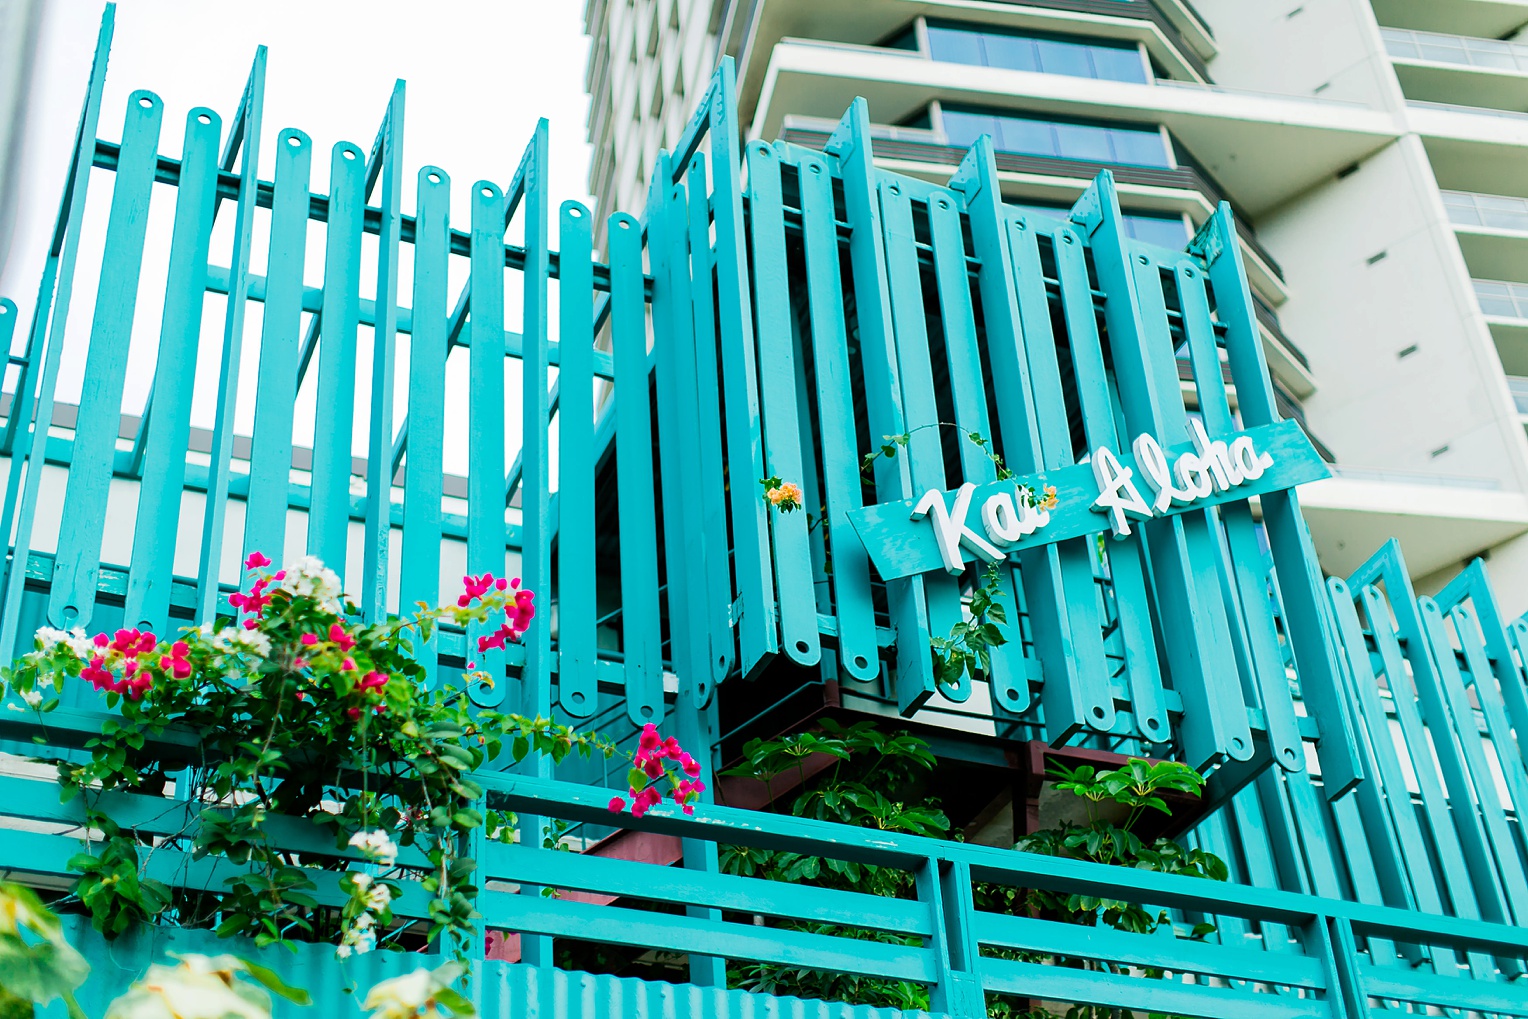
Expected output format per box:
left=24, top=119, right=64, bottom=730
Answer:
left=45, top=918, right=945, bottom=1019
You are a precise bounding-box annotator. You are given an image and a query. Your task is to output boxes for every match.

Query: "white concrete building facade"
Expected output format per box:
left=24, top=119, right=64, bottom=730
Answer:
left=583, top=0, right=1528, bottom=608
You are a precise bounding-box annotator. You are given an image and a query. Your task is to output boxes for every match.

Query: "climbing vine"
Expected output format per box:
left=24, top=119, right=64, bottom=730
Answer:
left=0, top=555, right=702, bottom=963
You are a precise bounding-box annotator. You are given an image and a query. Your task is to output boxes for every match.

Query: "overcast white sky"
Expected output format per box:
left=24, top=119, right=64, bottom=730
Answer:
left=0, top=0, right=600, bottom=480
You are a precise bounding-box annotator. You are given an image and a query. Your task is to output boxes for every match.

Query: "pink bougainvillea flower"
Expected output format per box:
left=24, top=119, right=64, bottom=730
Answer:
left=346, top=707, right=361, bottom=720
left=242, top=618, right=258, bottom=631
left=328, top=623, right=355, bottom=652
left=81, top=654, right=112, bottom=691
left=638, top=724, right=661, bottom=753
left=607, top=796, right=626, bottom=812
left=159, top=641, right=191, bottom=680
left=680, top=754, right=701, bottom=778
left=357, top=670, right=389, bottom=692
left=459, top=573, right=496, bottom=607
left=300, top=633, right=319, bottom=647
left=340, top=657, right=357, bottom=672
left=244, top=551, right=271, bottom=570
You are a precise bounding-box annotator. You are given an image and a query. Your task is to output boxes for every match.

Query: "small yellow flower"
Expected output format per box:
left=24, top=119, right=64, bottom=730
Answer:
left=1039, top=484, right=1059, bottom=511
left=761, top=477, right=804, bottom=513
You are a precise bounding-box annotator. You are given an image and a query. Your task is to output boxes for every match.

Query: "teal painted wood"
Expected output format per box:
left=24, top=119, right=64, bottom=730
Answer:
left=1417, top=598, right=1528, bottom=926
left=47, top=90, right=163, bottom=632
left=1324, top=579, right=1434, bottom=921
left=745, top=142, right=820, bottom=668
left=195, top=46, right=266, bottom=623
left=648, top=158, right=714, bottom=702
left=242, top=128, right=312, bottom=565
left=122, top=107, right=220, bottom=634
left=684, top=155, right=735, bottom=698
left=707, top=58, right=776, bottom=680
left=782, top=144, right=880, bottom=685
left=926, top=192, right=1028, bottom=713
left=1444, top=601, right=1528, bottom=885
left=1046, top=217, right=1167, bottom=739
left=0, top=4, right=113, bottom=654
left=556, top=201, right=597, bottom=718
left=825, top=98, right=933, bottom=716
left=1196, top=205, right=1363, bottom=796
left=361, top=82, right=405, bottom=620
left=398, top=166, right=450, bottom=643
left=878, top=180, right=967, bottom=701
left=467, top=181, right=508, bottom=702
left=307, top=142, right=366, bottom=573
left=519, top=120, right=553, bottom=725
left=1174, top=260, right=1304, bottom=773
left=1001, top=208, right=1115, bottom=738
left=1438, top=563, right=1528, bottom=770
left=608, top=212, right=663, bottom=727
left=1072, top=173, right=1237, bottom=770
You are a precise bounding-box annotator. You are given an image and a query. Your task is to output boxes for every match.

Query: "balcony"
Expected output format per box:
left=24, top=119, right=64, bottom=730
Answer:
left=1442, top=188, right=1528, bottom=282
left=753, top=37, right=1397, bottom=219
left=1384, top=27, right=1528, bottom=111
left=1372, top=0, right=1528, bottom=40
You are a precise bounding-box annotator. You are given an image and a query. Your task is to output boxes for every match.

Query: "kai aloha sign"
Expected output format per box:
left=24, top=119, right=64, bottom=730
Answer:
left=848, top=419, right=1329, bottom=581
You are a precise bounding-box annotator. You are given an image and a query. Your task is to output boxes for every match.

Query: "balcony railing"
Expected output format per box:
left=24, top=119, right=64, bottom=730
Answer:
left=1382, top=26, right=1528, bottom=73
left=777, top=115, right=1288, bottom=281
left=1473, top=277, right=1528, bottom=319
left=1507, top=375, right=1528, bottom=415
left=1442, top=188, right=1528, bottom=232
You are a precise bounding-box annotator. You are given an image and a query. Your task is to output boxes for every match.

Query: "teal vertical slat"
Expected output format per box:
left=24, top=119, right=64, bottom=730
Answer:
left=784, top=146, right=879, bottom=685
left=556, top=200, right=598, bottom=718
left=361, top=82, right=405, bottom=620
left=607, top=212, right=664, bottom=727
left=241, top=128, right=312, bottom=565
left=515, top=123, right=556, bottom=971
left=1048, top=219, right=1166, bottom=740
left=1197, top=204, right=1362, bottom=796
left=520, top=121, right=553, bottom=724
left=707, top=59, right=776, bottom=679
left=949, top=139, right=1096, bottom=733
left=0, top=6, right=114, bottom=657
left=399, top=167, right=450, bottom=665
left=1070, top=172, right=1244, bottom=770
left=824, top=98, right=933, bottom=715
left=1002, top=211, right=1115, bottom=737
left=123, top=107, right=221, bottom=633
left=647, top=161, right=706, bottom=695
left=1418, top=599, right=1527, bottom=928
left=196, top=47, right=267, bottom=624
left=926, top=191, right=1029, bottom=712
left=684, top=156, right=736, bottom=695
left=878, top=181, right=966, bottom=700
left=1174, top=260, right=1304, bottom=773
left=307, top=141, right=366, bottom=572
left=1448, top=602, right=1528, bottom=880
left=467, top=181, right=508, bottom=702
left=48, top=91, right=164, bottom=632
left=1324, top=579, right=1433, bottom=918
left=745, top=142, right=820, bottom=668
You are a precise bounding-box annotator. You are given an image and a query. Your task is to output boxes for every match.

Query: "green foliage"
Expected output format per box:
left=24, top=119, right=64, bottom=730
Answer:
left=0, top=558, right=689, bottom=965
left=931, top=562, right=1010, bottom=692
left=0, top=883, right=89, bottom=1018
left=720, top=719, right=947, bottom=1007
left=999, top=758, right=1228, bottom=1019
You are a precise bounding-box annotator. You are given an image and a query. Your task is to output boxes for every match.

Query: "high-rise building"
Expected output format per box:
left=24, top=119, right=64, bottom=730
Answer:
left=583, top=0, right=1528, bottom=608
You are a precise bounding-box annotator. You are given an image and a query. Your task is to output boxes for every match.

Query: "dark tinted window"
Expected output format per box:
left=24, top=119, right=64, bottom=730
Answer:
left=942, top=108, right=1171, bottom=168
left=925, top=22, right=1148, bottom=83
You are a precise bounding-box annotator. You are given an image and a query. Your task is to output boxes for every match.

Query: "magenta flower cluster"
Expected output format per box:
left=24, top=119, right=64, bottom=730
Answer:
left=459, top=573, right=536, bottom=654
left=607, top=723, right=705, bottom=818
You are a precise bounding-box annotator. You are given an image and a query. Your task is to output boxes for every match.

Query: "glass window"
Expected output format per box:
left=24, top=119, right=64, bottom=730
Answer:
left=922, top=20, right=1147, bottom=84
left=941, top=107, right=1171, bottom=168
left=1123, top=213, right=1190, bottom=248
left=1034, top=36, right=1094, bottom=78
left=981, top=32, right=1038, bottom=73
left=926, top=24, right=984, bottom=65
left=1054, top=121, right=1115, bottom=163
left=1107, top=125, right=1171, bottom=167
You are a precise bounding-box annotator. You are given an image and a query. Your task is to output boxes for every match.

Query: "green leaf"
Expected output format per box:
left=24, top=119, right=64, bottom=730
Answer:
left=240, top=957, right=314, bottom=1004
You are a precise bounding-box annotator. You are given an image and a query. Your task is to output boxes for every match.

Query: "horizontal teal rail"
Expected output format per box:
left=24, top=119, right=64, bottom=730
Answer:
left=3, top=708, right=1528, bottom=1017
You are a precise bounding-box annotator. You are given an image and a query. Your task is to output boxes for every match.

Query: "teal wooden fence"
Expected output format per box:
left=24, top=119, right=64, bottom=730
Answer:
left=2, top=6, right=1528, bottom=1017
